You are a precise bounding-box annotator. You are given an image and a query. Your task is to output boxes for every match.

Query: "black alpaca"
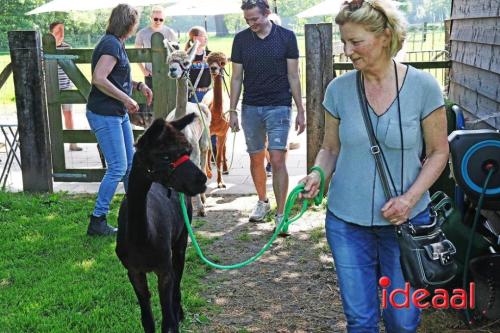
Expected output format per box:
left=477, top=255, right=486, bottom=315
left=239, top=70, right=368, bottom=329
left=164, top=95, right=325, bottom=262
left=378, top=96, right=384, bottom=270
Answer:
left=116, top=114, right=207, bottom=333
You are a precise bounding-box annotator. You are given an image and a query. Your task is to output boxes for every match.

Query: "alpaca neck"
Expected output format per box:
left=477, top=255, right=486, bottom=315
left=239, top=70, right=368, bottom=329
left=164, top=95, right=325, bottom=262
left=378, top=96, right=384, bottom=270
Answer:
left=175, top=77, right=188, bottom=119
left=212, top=75, right=223, bottom=114
left=126, top=156, right=153, bottom=243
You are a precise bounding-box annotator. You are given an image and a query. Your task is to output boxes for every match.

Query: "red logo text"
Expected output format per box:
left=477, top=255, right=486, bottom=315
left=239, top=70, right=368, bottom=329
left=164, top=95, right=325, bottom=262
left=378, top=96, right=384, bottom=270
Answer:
left=379, top=276, right=475, bottom=309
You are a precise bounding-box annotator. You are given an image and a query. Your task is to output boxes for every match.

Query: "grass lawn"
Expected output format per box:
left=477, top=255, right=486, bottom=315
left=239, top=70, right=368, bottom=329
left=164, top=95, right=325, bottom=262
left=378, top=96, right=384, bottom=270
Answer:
left=0, top=191, right=213, bottom=332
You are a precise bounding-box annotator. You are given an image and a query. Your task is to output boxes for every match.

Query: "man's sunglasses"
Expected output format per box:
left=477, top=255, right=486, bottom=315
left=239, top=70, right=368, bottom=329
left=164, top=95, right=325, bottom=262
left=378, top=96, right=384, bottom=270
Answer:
left=153, top=18, right=164, bottom=22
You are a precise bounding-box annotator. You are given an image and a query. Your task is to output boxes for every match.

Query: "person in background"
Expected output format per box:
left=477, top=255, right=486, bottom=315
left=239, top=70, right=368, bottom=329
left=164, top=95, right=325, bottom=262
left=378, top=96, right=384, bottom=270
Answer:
left=184, top=26, right=219, bottom=163
left=185, top=26, right=211, bottom=103
left=228, top=0, right=306, bottom=231
left=135, top=6, right=177, bottom=116
left=300, top=0, right=448, bottom=331
left=86, top=4, right=153, bottom=236
left=49, top=21, right=82, bottom=151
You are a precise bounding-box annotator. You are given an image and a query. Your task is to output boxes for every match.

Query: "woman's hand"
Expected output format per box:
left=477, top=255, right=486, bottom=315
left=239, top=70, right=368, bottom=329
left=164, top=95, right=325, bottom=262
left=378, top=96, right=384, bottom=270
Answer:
left=140, top=84, right=153, bottom=106
left=381, top=194, right=415, bottom=225
left=124, top=97, right=139, bottom=114
left=298, top=170, right=322, bottom=199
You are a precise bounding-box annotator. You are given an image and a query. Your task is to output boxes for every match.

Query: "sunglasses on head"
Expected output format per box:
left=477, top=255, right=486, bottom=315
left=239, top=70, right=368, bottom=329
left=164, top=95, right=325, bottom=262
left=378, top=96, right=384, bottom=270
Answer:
left=242, top=0, right=269, bottom=6
left=153, top=18, right=164, bottom=22
left=343, top=0, right=373, bottom=12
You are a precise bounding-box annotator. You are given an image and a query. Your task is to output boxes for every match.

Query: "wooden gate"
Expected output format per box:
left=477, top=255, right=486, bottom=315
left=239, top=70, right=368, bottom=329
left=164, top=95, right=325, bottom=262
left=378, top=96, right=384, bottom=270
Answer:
left=42, top=32, right=175, bottom=182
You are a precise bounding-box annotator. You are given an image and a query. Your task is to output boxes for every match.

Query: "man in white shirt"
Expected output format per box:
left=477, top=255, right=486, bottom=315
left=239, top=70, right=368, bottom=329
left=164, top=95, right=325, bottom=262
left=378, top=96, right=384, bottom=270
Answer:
left=135, top=7, right=177, bottom=116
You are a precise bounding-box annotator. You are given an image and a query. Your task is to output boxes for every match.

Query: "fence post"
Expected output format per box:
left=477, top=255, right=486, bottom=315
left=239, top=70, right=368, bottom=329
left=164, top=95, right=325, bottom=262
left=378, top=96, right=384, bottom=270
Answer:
left=8, top=31, right=53, bottom=192
left=305, top=23, right=333, bottom=170
left=151, top=32, right=176, bottom=119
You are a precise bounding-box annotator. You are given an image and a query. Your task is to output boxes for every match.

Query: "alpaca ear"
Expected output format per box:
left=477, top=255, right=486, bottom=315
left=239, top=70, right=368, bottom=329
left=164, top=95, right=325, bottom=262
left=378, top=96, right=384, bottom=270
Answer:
left=187, top=40, right=200, bottom=62
left=164, top=40, right=176, bottom=55
left=170, top=113, right=196, bottom=131
left=136, top=118, right=165, bottom=149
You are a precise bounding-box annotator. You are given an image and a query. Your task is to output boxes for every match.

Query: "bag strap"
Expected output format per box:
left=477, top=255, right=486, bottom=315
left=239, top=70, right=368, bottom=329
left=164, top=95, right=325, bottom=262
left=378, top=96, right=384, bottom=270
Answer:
left=192, top=50, right=206, bottom=92
left=356, top=71, right=393, bottom=201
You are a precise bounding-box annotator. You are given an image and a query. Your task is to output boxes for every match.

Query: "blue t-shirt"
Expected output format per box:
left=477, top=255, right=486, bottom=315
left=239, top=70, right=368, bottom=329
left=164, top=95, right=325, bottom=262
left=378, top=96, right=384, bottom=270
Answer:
left=322, top=66, right=445, bottom=226
left=87, top=34, right=131, bottom=116
left=231, top=23, right=299, bottom=106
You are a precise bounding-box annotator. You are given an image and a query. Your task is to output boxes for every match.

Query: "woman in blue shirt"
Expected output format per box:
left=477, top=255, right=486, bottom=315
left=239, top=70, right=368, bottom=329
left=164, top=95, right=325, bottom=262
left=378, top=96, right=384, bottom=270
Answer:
left=300, top=0, right=449, bottom=331
left=86, top=4, right=153, bottom=236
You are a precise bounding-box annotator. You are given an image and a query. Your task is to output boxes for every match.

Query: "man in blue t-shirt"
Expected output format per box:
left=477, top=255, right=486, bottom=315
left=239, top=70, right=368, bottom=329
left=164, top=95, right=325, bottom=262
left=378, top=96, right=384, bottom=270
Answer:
left=228, top=0, right=305, bottom=232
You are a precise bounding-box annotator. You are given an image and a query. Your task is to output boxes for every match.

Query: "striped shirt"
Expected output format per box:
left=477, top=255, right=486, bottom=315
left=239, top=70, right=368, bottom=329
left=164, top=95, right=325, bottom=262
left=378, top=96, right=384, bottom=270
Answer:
left=57, top=42, right=73, bottom=90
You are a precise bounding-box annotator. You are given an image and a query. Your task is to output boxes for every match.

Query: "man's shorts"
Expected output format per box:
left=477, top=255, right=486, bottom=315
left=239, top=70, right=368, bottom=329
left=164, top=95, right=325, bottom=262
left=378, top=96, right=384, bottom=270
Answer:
left=241, top=104, right=291, bottom=154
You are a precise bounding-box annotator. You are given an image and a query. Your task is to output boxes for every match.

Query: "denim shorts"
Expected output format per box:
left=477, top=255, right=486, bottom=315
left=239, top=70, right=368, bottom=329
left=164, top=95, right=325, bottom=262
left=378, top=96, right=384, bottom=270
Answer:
left=240, top=104, right=291, bottom=153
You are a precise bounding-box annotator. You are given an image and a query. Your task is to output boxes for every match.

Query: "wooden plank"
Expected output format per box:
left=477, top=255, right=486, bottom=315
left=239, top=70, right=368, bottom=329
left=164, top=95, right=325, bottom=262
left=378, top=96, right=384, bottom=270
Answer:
left=58, top=60, right=91, bottom=99
left=305, top=23, right=333, bottom=170
left=333, top=61, right=450, bottom=70
left=127, top=48, right=152, bottom=63
left=59, top=90, right=87, bottom=104
left=451, top=0, right=500, bottom=19
left=131, top=90, right=146, bottom=104
left=63, top=129, right=143, bottom=143
left=151, top=32, right=175, bottom=119
left=55, top=48, right=93, bottom=63
left=450, top=18, right=500, bottom=45
left=53, top=168, right=105, bottom=182
left=54, top=47, right=152, bottom=64
left=451, top=41, right=500, bottom=74
left=42, top=33, right=66, bottom=173
left=8, top=31, right=53, bottom=192
left=450, top=62, right=500, bottom=102
left=0, top=62, right=12, bottom=90
left=449, top=83, right=500, bottom=129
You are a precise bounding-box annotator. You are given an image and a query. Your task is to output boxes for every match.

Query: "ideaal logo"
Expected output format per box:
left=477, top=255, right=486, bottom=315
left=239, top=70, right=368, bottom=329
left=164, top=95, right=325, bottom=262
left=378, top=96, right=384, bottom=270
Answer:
left=379, top=276, right=475, bottom=309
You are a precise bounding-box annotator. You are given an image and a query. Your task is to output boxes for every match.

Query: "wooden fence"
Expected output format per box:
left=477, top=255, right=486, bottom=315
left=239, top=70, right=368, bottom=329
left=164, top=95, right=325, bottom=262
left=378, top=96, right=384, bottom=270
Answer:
left=42, top=32, right=176, bottom=182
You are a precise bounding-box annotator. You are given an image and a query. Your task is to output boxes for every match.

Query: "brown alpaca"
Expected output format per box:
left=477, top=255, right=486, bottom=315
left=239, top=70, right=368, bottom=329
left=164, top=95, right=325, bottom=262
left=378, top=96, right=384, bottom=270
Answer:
left=203, top=52, right=230, bottom=188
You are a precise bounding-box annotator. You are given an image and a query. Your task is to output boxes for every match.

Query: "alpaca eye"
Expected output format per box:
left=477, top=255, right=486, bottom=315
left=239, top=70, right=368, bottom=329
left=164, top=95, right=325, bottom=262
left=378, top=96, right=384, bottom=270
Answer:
left=183, top=61, right=190, bottom=67
left=221, top=62, right=226, bottom=67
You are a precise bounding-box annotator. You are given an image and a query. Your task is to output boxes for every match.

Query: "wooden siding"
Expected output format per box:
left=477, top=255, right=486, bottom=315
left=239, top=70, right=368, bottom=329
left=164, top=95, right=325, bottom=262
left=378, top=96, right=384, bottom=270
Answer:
left=449, top=0, right=500, bottom=129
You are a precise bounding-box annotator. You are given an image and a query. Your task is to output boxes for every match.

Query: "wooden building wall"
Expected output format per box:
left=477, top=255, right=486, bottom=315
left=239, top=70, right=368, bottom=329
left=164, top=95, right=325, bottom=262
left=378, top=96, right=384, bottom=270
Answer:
left=448, top=0, right=500, bottom=129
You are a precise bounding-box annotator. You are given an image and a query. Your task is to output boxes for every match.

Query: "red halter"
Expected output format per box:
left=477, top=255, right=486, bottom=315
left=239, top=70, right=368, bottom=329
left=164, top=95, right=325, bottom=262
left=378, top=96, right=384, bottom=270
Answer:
left=170, top=155, right=190, bottom=169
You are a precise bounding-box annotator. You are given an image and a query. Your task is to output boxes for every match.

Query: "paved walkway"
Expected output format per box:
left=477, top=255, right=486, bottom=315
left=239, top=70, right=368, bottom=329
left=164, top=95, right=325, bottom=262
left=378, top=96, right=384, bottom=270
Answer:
left=0, top=104, right=308, bottom=194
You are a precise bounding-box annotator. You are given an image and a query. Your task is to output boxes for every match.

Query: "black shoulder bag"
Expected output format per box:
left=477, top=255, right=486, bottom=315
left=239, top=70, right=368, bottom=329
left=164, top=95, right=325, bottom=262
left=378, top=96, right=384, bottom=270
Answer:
left=356, top=63, right=458, bottom=289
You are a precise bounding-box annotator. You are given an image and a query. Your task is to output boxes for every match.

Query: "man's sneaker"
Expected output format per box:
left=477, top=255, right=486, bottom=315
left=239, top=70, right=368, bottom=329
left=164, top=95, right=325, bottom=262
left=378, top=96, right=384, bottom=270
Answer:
left=249, top=200, right=271, bottom=222
left=87, top=215, right=117, bottom=236
left=273, top=214, right=290, bottom=237
left=265, top=162, right=272, bottom=177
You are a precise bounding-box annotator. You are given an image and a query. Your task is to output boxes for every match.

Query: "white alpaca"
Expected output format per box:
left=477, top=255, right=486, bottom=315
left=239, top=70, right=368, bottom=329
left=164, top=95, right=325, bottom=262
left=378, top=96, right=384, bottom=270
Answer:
left=165, top=40, right=211, bottom=216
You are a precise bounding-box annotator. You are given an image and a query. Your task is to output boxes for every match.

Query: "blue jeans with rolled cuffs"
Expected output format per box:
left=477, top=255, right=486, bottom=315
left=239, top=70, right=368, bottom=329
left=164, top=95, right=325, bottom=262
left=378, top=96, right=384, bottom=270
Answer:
left=86, top=110, right=134, bottom=218
left=240, top=104, right=291, bottom=153
left=325, top=208, right=431, bottom=333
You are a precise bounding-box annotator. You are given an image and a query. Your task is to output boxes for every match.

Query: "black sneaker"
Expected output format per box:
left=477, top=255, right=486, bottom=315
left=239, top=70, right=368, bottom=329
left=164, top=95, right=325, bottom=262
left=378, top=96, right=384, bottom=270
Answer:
left=87, top=215, right=117, bottom=236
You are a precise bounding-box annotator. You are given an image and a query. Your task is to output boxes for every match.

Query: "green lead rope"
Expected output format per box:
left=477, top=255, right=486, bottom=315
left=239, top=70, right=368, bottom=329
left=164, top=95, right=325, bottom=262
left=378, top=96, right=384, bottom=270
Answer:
left=179, top=166, right=325, bottom=270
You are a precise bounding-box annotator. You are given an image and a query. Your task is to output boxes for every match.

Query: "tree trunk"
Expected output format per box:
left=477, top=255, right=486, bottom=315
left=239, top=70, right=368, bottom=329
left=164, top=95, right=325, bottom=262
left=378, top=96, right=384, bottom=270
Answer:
left=214, top=15, right=229, bottom=37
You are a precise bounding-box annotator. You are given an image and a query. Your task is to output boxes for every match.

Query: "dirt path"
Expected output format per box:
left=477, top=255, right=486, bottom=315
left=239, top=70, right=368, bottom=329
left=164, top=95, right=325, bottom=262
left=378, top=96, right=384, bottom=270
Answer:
left=189, top=194, right=499, bottom=333
left=189, top=194, right=346, bottom=332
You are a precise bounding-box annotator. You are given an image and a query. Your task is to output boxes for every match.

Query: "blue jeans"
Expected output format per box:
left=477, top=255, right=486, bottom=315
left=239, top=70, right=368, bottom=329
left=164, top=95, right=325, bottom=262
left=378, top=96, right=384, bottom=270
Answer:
left=189, top=90, right=209, bottom=103
left=240, top=104, right=291, bottom=153
left=325, top=209, right=430, bottom=333
left=86, top=110, right=134, bottom=217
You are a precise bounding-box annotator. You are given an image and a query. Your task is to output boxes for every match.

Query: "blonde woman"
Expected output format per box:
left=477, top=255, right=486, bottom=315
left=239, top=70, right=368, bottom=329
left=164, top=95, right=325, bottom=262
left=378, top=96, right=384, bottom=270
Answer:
left=300, top=0, right=448, bottom=331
